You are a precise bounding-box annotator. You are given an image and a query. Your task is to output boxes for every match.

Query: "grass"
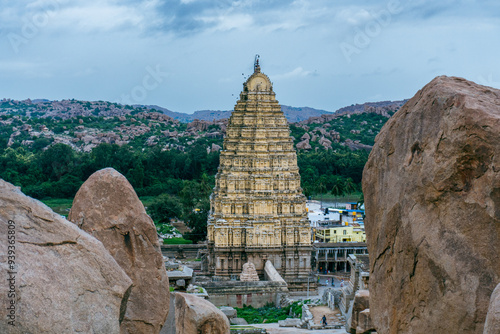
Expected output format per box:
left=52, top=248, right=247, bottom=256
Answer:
left=41, top=198, right=73, bottom=217
left=163, top=237, right=193, bottom=245
left=311, top=192, right=362, bottom=202
left=40, top=196, right=158, bottom=217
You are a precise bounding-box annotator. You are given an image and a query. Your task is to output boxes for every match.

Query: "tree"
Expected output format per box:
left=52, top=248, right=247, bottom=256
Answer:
left=38, top=143, right=75, bottom=181
left=183, top=197, right=210, bottom=243
left=126, top=161, right=145, bottom=189
left=343, top=177, right=356, bottom=194
left=330, top=176, right=345, bottom=197
left=31, top=137, right=52, bottom=151
left=148, top=194, right=182, bottom=224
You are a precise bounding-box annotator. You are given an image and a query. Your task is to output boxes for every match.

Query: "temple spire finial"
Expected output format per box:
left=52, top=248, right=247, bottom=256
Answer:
left=254, top=54, right=260, bottom=73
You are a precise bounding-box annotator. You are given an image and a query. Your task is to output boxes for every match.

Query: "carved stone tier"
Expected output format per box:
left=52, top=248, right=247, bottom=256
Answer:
left=207, top=62, right=312, bottom=285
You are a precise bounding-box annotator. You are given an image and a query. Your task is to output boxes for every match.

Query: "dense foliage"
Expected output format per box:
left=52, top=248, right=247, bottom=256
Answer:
left=289, top=112, right=392, bottom=148
left=0, top=142, right=371, bottom=241
left=235, top=301, right=308, bottom=324
left=0, top=107, right=393, bottom=241
left=0, top=143, right=217, bottom=242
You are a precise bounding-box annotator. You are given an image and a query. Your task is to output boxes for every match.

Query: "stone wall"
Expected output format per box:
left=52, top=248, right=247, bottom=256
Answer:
left=160, top=244, right=205, bottom=260
left=199, top=281, right=288, bottom=308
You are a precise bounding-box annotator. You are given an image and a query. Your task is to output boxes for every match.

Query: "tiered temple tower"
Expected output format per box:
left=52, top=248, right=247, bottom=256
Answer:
left=207, top=58, right=312, bottom=288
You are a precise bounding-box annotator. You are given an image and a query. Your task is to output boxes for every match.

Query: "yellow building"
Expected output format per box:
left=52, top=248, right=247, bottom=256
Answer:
left=315, top=224, right=366, bottom=243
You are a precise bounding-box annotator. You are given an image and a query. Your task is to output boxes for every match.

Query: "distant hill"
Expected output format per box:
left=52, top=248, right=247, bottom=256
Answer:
left=297, top=100, right=408, bottom=125
left=0, top=97, right=409, bottom=154
left=138, top=105, right=331, bottom=122
left=139, top=101, right=407, bottom=123
left=281, top=105, right=331, bottom=122
left=134, top=104, right=189, bottom=121
left=2, top=98, right=406, bottom=123
left=334, top=100, right=408, bottom=116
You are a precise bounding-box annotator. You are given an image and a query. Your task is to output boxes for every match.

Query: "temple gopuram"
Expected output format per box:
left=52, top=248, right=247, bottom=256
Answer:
left=207, top=57, right=312, bottom=289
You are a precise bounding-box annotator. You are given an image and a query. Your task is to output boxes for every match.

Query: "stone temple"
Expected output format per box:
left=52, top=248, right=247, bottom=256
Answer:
left=207, top=58, right=312, bottom=289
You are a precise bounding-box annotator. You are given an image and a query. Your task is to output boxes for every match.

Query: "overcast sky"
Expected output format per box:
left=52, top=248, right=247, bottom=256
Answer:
left=1, top=0, right=499, bottom=113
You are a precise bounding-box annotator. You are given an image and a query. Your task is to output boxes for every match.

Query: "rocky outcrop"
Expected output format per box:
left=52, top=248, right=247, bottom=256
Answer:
left=357, top=309, right=374, bottom=334
left=161, top=292, right=230, bottom=334
left=186, top=119, right=209, bottom=132
left=344, top=139, right=372, bottom=152
left=484, top=284, right=500, bottom=334
left=346, top=290, right=374, bottom=334
left=69, top=168, right=170, bottom=334
left=0, top=179, right=132, bottom=334
left=240, top=262, right=260, bottom=282
left=211, top=143, right=222, bottom=152
left=298, top=100, right=406, bottom=125
left=363, top=76, right=500, bottom=333
left=318, top=136, right=332, bottom=149
left=329, top=130, right=340, bottom=141
left=296, top=138, right=312, bottom=150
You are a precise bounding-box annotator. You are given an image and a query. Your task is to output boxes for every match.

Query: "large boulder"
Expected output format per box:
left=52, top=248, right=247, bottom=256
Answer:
left=363, top=76, right=500, bottom=333
left=161, top=292, right=230, bottom=334
left=296, top=138, right=312, bottom=150
left=484, top=283, right=500, bottom=334
left=357, top=309, right=374, bottom=334
left=346, top=290, right=373, bottom=334
left=0, top=179, right=132, bottom=334
left=69, top=168, right=170, bottom=334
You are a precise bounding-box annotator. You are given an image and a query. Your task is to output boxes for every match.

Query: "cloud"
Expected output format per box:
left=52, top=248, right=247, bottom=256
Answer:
left=2, top=0, right=500, bottom=39
left=1, top=0, right=499, bottom=113
left=273, top=67, right=317, bottom=80
left=55, top=5, right=144, bottom=32
left=153, top=0, right=309, bottom=35
left=0, top=0, right=163, bottom=36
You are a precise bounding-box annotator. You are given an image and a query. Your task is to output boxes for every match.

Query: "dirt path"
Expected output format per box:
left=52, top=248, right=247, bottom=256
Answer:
left=246, top=306, right=345, bottom=333
left=250, top=323, right=346, bottom=334
left=309, top=305, right=342, bottom=327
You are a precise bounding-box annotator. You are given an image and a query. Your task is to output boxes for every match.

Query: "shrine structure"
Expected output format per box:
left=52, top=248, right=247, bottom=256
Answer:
left=207, top=57, right=312, bottom=289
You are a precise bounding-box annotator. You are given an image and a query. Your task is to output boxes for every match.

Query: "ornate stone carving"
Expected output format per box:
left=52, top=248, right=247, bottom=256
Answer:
left=207, top=61, right=312, bottom=284
left=240, top=262, right=260, bottom=282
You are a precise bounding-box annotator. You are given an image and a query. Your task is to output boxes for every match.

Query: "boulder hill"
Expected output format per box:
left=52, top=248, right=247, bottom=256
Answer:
left=363, top=76, right=500, bottom=334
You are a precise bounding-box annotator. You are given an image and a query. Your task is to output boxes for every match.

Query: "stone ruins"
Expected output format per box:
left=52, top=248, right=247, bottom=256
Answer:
left=239, top=262, right=260, bottom=282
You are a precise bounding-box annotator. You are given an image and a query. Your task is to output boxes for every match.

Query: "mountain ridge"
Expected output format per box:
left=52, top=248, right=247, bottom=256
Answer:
left=0, top=97, right=405, bottom=154
left=2, top=98, right=407, bottom=122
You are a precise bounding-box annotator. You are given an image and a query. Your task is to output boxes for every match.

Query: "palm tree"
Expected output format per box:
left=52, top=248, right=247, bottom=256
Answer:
left=344, top=177, right=356, bottom=195
left=316, top=177, right=327, bottom=209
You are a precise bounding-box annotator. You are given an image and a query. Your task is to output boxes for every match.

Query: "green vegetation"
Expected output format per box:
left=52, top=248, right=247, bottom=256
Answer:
left=235, top=301, right=308, bottom=324
left=40, top=198, right=73, bottom=217
left=289, top=112, right=390, bottom=148
left=0, top=142, right=217, bottom=242
left=162, top=237, right=193, bottom=245
left=311, top=192, right=362, bottom=202
left=0, top=105, right=393, bottom=242
left=298, top=149, right=368, bottom=197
